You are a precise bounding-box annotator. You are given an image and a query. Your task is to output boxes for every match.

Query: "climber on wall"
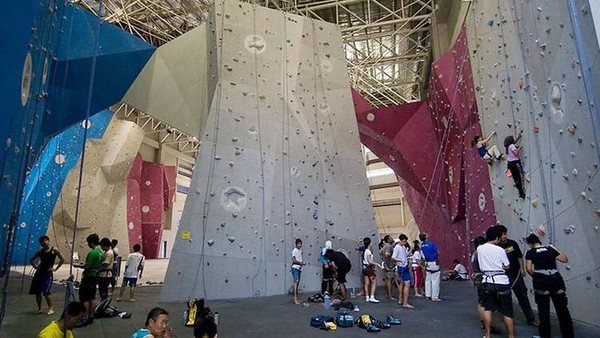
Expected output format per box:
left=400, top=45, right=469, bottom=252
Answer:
left=503, top=131, right=525, bottom=199
left=471, top=131, right=503, bottom=165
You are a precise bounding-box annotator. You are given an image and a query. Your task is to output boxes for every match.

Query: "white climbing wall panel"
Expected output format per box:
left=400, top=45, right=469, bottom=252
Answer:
left=467, top=0, right=600, bottom=325
left=161, top=1, right=375, bottom=301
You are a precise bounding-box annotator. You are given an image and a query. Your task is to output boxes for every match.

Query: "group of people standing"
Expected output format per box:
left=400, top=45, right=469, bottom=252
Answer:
left=472, top=225, right=573, bottom=338
left=31, top=234, right=146, bottom=337
left=290, top=233, right=444, bottom=308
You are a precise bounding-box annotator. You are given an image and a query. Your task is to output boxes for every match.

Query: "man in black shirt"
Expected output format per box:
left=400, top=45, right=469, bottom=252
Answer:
left=324, top=249, right=352, bottom=301
left=495, top=225, right=536, bottom=325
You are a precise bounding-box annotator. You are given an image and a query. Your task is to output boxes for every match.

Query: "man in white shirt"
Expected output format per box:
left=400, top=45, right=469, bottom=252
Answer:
left=291, top=238, right=306, bottom=305
left=117, top=244, right=145, bottom=302
left=477, top=227, right=514, bottom=338
left=392, top=234, right=413, bottom=308
left=443, top=259, right=469, bottom=280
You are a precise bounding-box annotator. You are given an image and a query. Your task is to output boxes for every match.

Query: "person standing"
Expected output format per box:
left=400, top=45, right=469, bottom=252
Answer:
left=410, top=240, right=424, bottom=297
left=98, top=238, right=115, bottom=300
left=420, top=233, right=441, bottom=302
left=392, top=234, right=414, bottom=308
left=37, top=301, right=86, bottom=338
left=504, top=131, right=525, bottom=198
left=109, top=239, right=120, bottom=295
left=75, top=233, right=103, bottom=326
left=495, top=225, right=536, bottom=325
left=29, top=236, right=65, bottom=315
left=362, top=237, right=380, bottom=303
left=324, top=249, right=352, bottom=301
left=525, top=234, right=573, bottom=338
left=290, top=238, right=306, bottom=305
left=319, top=240, right=334, bottom=296
left=131, top=307, right=172, bottom=338
left=378, top=235, right=397, bottom=300
left=478, top=226, right=515, bottom=338
left=117, top=244, right=145, bottom=302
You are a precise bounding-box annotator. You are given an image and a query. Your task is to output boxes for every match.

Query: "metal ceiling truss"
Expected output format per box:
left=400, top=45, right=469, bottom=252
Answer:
left=77, top=0, right=434, bottom=108
left=112, top=103, right=200, bottom=156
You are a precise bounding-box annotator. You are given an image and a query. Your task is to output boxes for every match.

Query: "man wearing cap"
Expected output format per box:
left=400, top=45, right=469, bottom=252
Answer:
left=419, top=233, right=441, bottom=302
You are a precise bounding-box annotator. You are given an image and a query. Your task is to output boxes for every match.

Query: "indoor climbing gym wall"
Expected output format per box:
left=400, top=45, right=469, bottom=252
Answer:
left=159, top=1, right=377, bottom=301
left=353, top=27, right=495, bottom=268
left=11, top=110, right=112, bottom=264
left=1, top=0, right=153, bottom=272
left=125, top=157, right=176, bottom=259
left=47, top=116, right=144, bottom=265
left=466, top=0, right=600, bottom=324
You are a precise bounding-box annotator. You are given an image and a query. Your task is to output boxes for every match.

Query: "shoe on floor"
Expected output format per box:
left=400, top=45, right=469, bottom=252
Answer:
left=402, top=303, right=414, bottom=308
left=366, top=323, right=381, bottom=332
left=47, top=309, right=55, bottom=315
left=129, top=298, right=136, bottom=302
left=369, top=297, right=380, bottom=303
left=386, top=315, right=401, bottom=325
left=431, top=298, right=442, bottom=302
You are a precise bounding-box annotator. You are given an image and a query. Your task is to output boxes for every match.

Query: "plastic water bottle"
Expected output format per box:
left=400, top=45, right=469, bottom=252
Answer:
left=183, top=309, right=188, bottom=325
left=323, top=292, right=331, bottom=310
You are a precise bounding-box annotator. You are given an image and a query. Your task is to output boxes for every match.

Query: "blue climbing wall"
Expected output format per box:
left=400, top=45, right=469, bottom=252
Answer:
left=0, top=0, right=154, bottom=274
left=12, top=110, right=113, bottom=264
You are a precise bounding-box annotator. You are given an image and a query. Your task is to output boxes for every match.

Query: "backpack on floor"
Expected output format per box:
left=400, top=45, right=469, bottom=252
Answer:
left=335, top=310, right=354, bottom=328
left=310, top=315, right=334, bottom=327
left=94, top=298, right=128, bottom=318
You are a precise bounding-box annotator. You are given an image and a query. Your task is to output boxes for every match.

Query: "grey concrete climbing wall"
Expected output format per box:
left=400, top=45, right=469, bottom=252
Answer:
left=466, top=0, right=600, bottom=325
left=160, top=1, right=375, bottom=301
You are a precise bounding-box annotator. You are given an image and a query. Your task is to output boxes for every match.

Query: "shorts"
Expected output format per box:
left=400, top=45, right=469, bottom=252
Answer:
left=29, top=271, right=53, bottom=296
left=384, top=269, right=396, bottom=279
left=122, top=277, right=138, bottom=287
left=481, top=283, right=513, bottom=317
left=79, top=276, right=99, bottom=303
left=291, top=268, right=301, bottom=282
left=362, top=265, right=376, bottom=279
left=396, top=265, right=411, bottom=282
left=336, top=268, right=350, bottom=284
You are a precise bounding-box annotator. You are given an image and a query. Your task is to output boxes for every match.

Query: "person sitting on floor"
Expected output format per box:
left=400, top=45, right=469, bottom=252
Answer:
left=37, top=301, right=86, bottom=338
left=443, top=259, right=469, bottom=280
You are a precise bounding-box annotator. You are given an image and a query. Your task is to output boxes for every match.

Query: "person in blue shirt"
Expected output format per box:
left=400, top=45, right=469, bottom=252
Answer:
left=131, top=307, right=171, bottom=338
left=419, top=233, right=441, bottom=301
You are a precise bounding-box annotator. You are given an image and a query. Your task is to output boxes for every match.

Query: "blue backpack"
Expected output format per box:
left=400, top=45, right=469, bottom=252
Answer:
left=310, top=315, right=334, bottom=327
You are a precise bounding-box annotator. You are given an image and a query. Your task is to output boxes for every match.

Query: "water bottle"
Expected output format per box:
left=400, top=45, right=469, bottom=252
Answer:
left=323, top=292, right=331, bottom=310
left=183, top=309, right=188, bottom=325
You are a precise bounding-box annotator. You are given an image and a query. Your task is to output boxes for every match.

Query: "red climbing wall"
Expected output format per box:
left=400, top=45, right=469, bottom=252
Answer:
left=140, top=162, right=165, bottom=259
left=354, top=27, right=496, bottom=265
left=127, top=154, right=144, bottom=252
left=163, top=166, right=176, bottom=210
left=126, top=155, right=175, bottom=258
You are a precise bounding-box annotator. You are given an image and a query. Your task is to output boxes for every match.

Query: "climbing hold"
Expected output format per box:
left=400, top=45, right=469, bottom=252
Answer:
left=207, top=239, right=215, bottom=246
left=531, top=199, right=539, bottom=207
left=533, top=125, right=540, bottom=133
left=537, top=225, right=546, bottom=236
left=227, top=236, right=235, bottom=243
left=564, top=225, right=575, bottom=234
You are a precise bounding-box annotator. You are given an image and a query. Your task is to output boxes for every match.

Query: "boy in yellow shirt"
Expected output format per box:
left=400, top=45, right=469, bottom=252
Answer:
left=38, top=301, right=86, bottom=338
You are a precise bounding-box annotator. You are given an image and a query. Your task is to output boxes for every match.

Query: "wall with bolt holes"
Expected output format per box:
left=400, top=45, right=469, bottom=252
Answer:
left=159, top=0, right=377, bottom=301
left=466, top=0, right=600, bottom=324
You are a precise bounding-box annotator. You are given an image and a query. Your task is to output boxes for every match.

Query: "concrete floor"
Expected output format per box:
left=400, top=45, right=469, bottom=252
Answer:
left=2, top=260, right=599, bottom=337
